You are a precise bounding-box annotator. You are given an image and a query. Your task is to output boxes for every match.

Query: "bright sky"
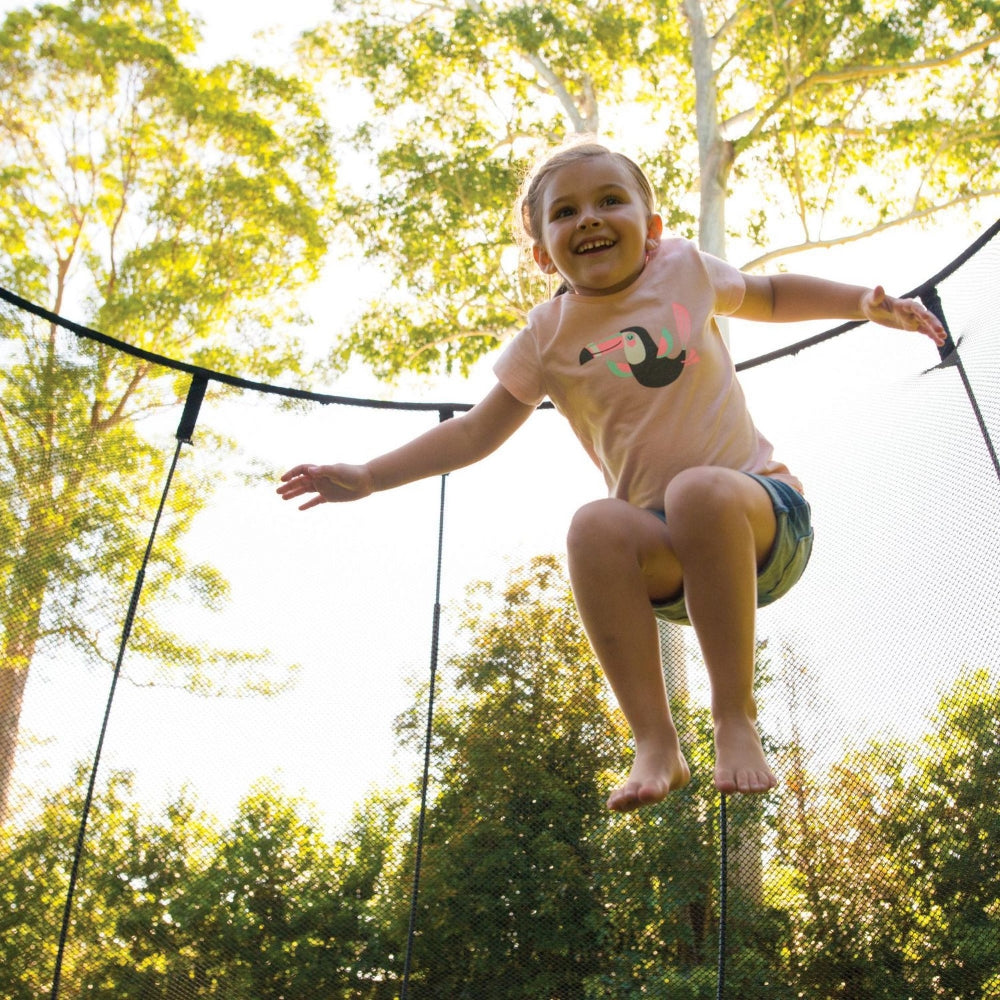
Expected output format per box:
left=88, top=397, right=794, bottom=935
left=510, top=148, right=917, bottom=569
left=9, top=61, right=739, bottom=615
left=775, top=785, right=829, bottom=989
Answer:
left=6, top=0, right=997, bottom=834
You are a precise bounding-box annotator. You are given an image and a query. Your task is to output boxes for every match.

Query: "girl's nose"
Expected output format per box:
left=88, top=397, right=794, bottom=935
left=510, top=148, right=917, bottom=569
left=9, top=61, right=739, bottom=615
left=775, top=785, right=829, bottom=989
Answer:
left=577, top=212, right=601, bottom=229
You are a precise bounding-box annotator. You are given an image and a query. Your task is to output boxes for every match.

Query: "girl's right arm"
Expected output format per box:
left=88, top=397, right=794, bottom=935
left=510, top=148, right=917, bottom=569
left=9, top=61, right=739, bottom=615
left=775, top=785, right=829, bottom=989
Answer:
left=736, top=273, right=946, bottom=344
left=277, top=381, right=536, bottom=511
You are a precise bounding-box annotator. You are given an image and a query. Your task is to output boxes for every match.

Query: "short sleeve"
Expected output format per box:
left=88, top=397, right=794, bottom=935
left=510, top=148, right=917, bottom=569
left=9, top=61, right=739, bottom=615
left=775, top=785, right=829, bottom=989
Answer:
left=699, top=250, right=746, bottom=316
left=493, top=325, right=547, bottom=407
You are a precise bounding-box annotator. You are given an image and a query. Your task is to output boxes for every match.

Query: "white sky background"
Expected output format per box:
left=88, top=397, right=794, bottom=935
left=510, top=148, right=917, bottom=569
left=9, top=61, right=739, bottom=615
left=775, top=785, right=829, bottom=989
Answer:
left=6, top=0, right=999, bottom=833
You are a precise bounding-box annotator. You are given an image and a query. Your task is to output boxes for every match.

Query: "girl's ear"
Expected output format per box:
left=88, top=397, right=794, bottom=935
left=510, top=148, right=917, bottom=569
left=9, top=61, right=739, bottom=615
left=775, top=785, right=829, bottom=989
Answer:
left=532, top=243, right=558, bottom=275
left=645, top=213, right=664, bottom=250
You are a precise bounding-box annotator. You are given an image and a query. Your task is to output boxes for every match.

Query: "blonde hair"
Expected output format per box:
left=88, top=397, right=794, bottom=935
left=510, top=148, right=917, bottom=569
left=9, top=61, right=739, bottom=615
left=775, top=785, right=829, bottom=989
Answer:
left=516, top=138, right=656, bottom=247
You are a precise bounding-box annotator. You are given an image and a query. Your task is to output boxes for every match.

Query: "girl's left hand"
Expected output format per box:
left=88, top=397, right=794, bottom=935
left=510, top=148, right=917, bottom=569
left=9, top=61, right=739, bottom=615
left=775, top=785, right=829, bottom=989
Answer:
left=862, top=286, right=947, bottom=347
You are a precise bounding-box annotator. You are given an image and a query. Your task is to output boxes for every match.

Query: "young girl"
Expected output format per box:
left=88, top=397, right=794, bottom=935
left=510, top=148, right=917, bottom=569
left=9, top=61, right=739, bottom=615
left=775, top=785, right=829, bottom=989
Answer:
left=278, top=141, right=945, bottom=812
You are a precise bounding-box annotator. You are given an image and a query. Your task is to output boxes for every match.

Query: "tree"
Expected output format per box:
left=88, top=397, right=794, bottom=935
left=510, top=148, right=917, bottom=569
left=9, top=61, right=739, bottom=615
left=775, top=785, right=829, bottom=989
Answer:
left=396, top=555, right=623, bottom=997
left=304, top=0, right=999, bottom=379
left=0, top=765, right=401, bottom=999
left=894, top=667, right=1000, bottom=998
left=168, top=782, right=363, bottom=999
left=0, top=0, right=337, bottom=821
left=778, top=739, right=928, bottom=997
left=387, top=556, right=790, bottom=997
left=0, top=765, right=213, bottom=999
left=0, top=768, right=84, bottom=1000
left=772, top=667, right=1000, bottom=998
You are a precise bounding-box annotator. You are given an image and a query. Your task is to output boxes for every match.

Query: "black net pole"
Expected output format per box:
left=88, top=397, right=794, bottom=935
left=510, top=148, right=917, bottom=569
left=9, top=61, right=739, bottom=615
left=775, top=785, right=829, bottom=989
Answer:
left=919, top=286, right=1000, bottom=486
left=716, top=793, right=729, bottom=1000
left=48, top=376, right=207, bottom=998
left=400, top=408, right=453, bottom=997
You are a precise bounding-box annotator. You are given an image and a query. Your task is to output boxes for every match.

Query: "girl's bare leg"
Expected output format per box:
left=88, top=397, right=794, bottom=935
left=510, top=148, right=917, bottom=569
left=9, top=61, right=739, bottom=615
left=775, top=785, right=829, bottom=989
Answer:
left=663, top=467, right=777, bottom=795
left=567, top=498, right=690, bottom=811
left=566, top=467, right=778, bottom=810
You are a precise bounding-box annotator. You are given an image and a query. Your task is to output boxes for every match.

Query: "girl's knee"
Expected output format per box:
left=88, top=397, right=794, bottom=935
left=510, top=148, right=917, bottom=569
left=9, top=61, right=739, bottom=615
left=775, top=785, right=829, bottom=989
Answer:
left=566, top=498, right=631, bottom=555
left=663, top=466, right=747, bottom=520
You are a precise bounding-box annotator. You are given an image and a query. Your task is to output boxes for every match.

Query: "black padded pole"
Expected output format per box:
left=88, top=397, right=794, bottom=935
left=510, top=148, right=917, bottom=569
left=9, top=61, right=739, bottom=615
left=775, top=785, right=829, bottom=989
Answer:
left=920, top=287, right=1000, bottom=484
left=175, top=375, right=208, bottom=444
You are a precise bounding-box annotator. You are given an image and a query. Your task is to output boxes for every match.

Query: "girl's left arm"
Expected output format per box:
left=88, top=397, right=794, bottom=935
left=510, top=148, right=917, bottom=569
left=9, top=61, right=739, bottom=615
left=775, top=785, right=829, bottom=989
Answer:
left=735, top=273, right=946, bottom=347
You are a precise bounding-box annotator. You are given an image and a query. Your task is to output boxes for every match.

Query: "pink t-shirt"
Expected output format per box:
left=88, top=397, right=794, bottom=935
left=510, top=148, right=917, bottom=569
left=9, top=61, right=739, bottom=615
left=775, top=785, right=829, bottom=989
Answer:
left=494, top=238, right=800, bottom=509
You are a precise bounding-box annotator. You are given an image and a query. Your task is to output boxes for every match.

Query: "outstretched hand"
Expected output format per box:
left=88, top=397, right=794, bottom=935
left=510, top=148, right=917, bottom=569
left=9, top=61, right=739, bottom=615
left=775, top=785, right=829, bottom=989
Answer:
left=862, top=286, right=947, bottom=347
left=277, top=463, right=374, bottom=510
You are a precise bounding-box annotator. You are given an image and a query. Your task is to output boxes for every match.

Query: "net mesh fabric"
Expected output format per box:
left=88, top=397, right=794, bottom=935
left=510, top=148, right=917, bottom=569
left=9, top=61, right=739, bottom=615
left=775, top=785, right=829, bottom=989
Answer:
left=1, top=224, right=998, bottom=998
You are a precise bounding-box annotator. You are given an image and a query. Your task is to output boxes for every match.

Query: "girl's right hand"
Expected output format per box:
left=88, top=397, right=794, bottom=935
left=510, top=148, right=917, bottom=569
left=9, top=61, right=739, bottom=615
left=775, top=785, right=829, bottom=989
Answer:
left=276, top=463, right=375, bottom=510
left=861, top=286, right=946, bottom=346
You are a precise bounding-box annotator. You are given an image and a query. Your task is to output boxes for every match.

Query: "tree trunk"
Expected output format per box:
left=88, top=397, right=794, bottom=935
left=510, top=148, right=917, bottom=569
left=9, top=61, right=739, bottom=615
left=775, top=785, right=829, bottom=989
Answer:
left=730, top=817, right=765, bottom=907
left=659, top=620, right=688, bottom=704
left=0, top=502, right=53, bottom=824
left=683, top=0, right=735, bottom=261
left=0, top=658, right=30, bottom=825
left=0, top=579, right=46, bottom=825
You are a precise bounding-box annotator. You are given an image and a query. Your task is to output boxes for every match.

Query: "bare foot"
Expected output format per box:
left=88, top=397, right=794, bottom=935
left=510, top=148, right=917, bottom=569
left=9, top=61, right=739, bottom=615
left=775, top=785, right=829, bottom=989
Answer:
left=713, top=714, right=776, bottom=794
left=607, top=735, right=691, bottom=812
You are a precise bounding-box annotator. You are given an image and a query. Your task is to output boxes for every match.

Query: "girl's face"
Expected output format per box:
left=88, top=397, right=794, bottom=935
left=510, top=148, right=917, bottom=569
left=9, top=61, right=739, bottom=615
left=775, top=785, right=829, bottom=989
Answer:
left=532, top=155, right=662, bottom=297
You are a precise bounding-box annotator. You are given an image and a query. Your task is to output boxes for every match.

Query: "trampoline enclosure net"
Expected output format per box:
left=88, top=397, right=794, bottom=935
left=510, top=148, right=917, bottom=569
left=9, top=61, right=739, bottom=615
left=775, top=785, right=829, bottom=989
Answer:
left=1, top=225, right=999, bottom=999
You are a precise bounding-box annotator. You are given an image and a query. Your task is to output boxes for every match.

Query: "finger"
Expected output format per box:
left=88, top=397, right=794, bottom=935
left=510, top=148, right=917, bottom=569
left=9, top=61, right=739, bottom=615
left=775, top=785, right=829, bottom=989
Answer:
left=894, top=299, right=926, bottom=330
left=926, top=321, right=947, bottom=345
left=908, top=306, right=945, bottom=342
left=276, top=472, right=308, bottom=492
left=279, top=472, right=319, bottom=496
left=280, top=464, right=313, bottom=482
left=909, top=303, right=941, bottom=332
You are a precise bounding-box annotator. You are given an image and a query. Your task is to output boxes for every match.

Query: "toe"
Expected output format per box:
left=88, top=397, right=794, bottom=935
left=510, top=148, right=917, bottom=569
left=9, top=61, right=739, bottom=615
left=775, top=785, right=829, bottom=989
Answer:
left=607, top=785, right=640, bottom=812
left=714, top=770, right=737, bottom=794
left=723, top=768, right=775, bottom=794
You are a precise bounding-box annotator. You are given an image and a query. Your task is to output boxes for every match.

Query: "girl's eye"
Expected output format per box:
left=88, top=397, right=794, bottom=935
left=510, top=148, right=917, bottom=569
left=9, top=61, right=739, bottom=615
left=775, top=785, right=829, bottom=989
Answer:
left=553, top=205, right=575, bottom=219
left=602, top=194, right=623, bottom=206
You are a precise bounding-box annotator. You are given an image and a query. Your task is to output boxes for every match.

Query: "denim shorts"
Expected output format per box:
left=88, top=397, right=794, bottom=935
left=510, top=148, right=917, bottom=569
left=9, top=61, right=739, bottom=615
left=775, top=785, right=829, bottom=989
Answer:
left=650, top=473, right=814, bottom=626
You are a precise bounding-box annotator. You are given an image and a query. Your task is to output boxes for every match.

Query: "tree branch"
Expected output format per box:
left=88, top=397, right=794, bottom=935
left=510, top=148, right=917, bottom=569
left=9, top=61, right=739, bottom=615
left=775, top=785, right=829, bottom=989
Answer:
left=0, top=408, right=25, bottom=479
left=524, top=54, right=597, bottom=133
left=804, top=34, right=1000, bottom=88
left=741, top=33, right=1000, bottom=147
left=738, top=190, right=1000, bottom=272
left=93, top=362, right=151, bottom=432
left=404, top=323, right=512, bottom=368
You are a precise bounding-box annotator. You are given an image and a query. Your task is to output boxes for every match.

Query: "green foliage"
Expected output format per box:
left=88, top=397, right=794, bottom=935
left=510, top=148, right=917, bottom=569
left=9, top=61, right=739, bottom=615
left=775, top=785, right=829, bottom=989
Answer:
left=0, top=773, right=79, bottom=999
left=0, top=0, right=336, bottom=818
left=161, top=782, right=364, bottom=998
left=397, top=556, right=620, bottom=996
left=304, top=0, right=999, bottom=379
left=774, top=665, right=1000, bottom=997
left=1, top=561, right=995, bottom=997
left=391, top=557, right=792, bottom=996
left=0, top=768, right=397, bottom=999
left=304, top=0, right=697, bottom=379
left=895, top=667, right=1000, bottom=997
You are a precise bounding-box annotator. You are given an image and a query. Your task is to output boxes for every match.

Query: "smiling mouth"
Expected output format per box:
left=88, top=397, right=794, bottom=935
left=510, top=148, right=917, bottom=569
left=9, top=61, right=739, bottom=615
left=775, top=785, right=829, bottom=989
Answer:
left=576, top=238, right=615, bottom=254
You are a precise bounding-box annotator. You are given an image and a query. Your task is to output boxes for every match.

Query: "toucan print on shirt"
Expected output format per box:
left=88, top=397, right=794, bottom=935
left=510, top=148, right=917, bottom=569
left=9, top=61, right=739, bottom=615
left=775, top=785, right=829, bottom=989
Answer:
left=578, top=303, right=700, bottom=389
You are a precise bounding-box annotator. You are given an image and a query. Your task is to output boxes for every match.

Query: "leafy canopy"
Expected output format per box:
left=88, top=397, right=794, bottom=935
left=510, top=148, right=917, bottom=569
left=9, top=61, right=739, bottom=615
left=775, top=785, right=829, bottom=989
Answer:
left=304, top=0, right=999, bottom=379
